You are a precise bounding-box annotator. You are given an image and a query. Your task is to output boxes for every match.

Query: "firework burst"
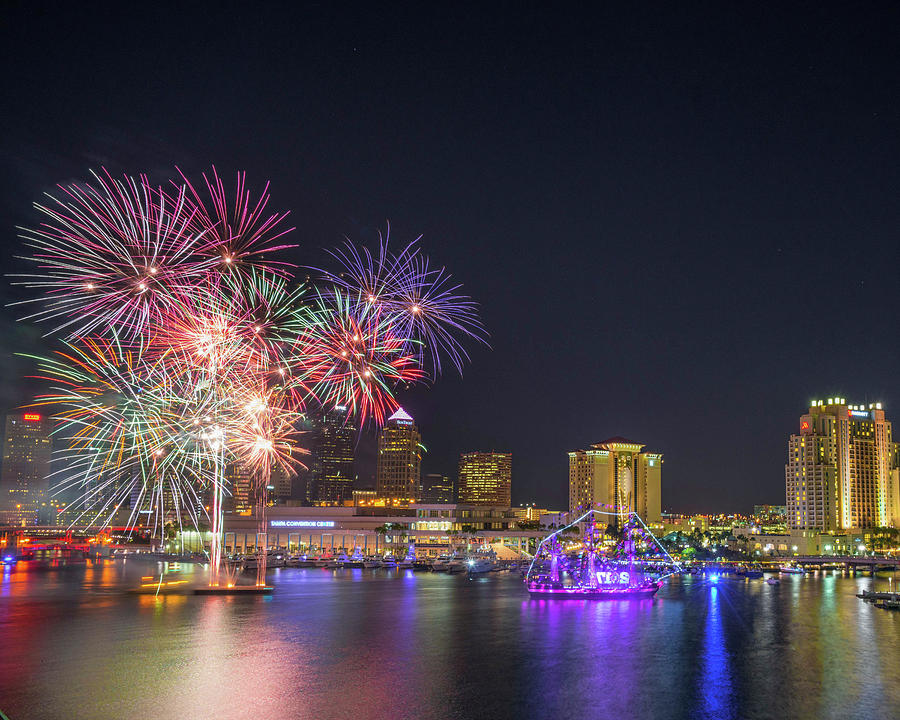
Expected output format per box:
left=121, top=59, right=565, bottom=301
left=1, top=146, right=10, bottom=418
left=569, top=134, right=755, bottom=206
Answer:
left=12, top=169, right=207, bottom=340
left=321, top=226, right=488, bottom=374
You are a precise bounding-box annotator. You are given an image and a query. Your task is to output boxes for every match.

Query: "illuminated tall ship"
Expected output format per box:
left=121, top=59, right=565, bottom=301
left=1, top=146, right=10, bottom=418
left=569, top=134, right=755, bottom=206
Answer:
left=525, top=509, right=681, bottom=598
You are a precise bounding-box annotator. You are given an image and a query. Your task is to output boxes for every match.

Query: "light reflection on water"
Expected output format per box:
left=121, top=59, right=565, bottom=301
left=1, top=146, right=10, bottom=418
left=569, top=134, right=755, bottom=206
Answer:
left=1, top=562, right=899, bottom=720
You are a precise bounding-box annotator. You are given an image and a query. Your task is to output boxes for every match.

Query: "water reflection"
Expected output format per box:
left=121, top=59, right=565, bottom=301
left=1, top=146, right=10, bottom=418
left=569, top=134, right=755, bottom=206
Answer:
left=1, top=563, right=899, bottom=720
left=701, top=586, right=734, bottom=719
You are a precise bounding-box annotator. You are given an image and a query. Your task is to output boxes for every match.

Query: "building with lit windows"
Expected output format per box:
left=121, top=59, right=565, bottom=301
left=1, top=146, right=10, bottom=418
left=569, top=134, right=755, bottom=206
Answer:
left=786, top=398, right=900, bottom=531
left=312, top=405, right=356, bottom=505
left=568, top=437, right=662, bottom=524
left=219, top=503, right=542, bottom=558
left=458, top=452, right=512, bottom=506
left=421, top=473, right=454, bottom=503
left=376, top=408, right=421, bottom=500
left=225, top=462, right=253, bottom=515
left=0, top=412, right=52, bottom=526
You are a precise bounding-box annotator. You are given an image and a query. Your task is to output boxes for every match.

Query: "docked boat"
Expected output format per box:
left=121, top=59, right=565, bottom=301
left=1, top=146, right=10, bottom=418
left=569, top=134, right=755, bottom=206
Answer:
left=466, top=550, right=498, bottom=574
left=381, top=556, right=397, bottom=568
left=394, top=544, right=415, bottom=569
left=467, top=557, right=496, bottom=574
left=344, top=549, right=366, bottom=568
left=431, top=555, right=452, bottom=572
left=362, top=557, right=381, bottom=569
left=445, top=558, right=467, bottom=573
left=325, top=552, right=349, bottom=569
left=412, top=559, right=433, bottom=571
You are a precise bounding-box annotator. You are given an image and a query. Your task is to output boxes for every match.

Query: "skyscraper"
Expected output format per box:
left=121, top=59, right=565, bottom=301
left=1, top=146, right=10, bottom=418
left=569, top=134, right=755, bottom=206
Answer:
left=568, top=438, right=662, bottom=524
left=313, top=405, right=355, bottom=505
left=0, top=412, right=52, bottom=526
left=457, top=452, right=512, bottom=506
left=225, top=462, right=253, bottom=515
left=786, top=399, right=900, bottom=531
left=376, top=408, right=421, bottom=500
left=421, top=473, right=454, bottom=503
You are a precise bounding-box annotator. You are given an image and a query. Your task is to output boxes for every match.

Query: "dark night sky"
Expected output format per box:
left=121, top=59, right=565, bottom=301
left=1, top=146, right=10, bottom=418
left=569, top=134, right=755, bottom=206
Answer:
left=2, top=3, right=898, bottom=513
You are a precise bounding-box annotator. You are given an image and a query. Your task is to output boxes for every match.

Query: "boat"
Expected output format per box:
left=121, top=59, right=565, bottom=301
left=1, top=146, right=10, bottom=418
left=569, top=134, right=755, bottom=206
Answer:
left=381, top=556, right=397, bottom=568
left=779, top=565, right=805, bottom=574
left=765, top=577, right=780, bottom=585
left=345, top=549, right=366, bottom=568
left=362, top=557, right=381, bottom=569
left=466, top=550, right=498, bottom=574
left=325, top=552, right=349, bottom=569
left=445, top=558, right=467, bottom=573
left=524, top=509, right=681, bottom=600
left=412, top=559, right=433, bottom=571
left=431, top=555, right=452, bottom=572
left=526, top=579, right=662, bottom=598
left=467, top=557, right=496, bottom=574
left=397, top=545, right=416, bottom=569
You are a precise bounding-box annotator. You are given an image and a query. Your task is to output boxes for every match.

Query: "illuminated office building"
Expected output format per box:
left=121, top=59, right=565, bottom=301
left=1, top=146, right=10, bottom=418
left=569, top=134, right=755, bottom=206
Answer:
left=376, top=408, right=421, bottom=500
left=421, top=473, right=454, bottom=503
left=225, top=461, right=253, bottom=515
left=568, top=438, right=662, bottom=524
left=458, top=452, right=512, bottom=506
left=786, top=399, right=900, bottom=531
left=313, top=405, right=355, bottom=505
left=0, top=412, right=52, bottom=526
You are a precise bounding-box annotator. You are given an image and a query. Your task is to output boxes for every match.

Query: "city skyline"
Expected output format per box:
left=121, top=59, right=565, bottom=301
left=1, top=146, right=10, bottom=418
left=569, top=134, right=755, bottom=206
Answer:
left=2, top=4, right=897, bottom=516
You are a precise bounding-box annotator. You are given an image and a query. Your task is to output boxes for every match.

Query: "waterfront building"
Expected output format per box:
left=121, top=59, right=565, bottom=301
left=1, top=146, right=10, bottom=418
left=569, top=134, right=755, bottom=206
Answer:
left=659, top=513, right=710, bottom=536
left=0, top=412, right=52, bottom=526
left=376, top=408, right=421, bottom=501
left=220, top=503, right=542, bottom=558
left=458, top=452, right=512, bottom=506
left=568, top=438, right=662, bottom=524
left=421, top=473, right=454, bottom=503
left=786, top=399, right=900, bottom=531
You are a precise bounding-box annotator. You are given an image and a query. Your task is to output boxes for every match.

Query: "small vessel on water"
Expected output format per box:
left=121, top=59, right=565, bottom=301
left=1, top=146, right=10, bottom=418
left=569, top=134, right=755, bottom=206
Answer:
left=325, top=552, right=349, bottom=569
left=243, top=550, right=286, bottom=571
left=466, top=549, right=498, bottom=575
left=397, top=545, right=416, bottom=569
left=524, top=510, right=681, bottom=599
left=779, top=565, right=805, bottom=574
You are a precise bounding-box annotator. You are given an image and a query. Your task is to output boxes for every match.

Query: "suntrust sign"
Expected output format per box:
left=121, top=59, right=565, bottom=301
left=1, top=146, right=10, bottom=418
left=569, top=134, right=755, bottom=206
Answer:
left=269, top=520, right=336, bottom=528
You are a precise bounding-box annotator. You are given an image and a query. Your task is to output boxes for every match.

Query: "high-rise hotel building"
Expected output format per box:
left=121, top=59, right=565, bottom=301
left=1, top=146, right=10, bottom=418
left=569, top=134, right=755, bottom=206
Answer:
left=568, top=438, right=662, bottom=524
left=458, top=452, right=512, bottom=506
left=786, top=399, right=900, bottom=531
left=376, top=408, right=421, bottom=500
left=0, top=412, right=52, bottom=526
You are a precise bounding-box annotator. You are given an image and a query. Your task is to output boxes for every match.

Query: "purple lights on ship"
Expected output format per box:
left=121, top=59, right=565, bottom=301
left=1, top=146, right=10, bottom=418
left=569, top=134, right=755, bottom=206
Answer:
left=525, top=510, right=681, bottom=599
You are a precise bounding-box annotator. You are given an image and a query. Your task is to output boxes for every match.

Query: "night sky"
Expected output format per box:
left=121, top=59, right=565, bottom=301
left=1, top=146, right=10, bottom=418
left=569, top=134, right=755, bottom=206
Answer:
left=2, top=3, right=898, bottom=513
